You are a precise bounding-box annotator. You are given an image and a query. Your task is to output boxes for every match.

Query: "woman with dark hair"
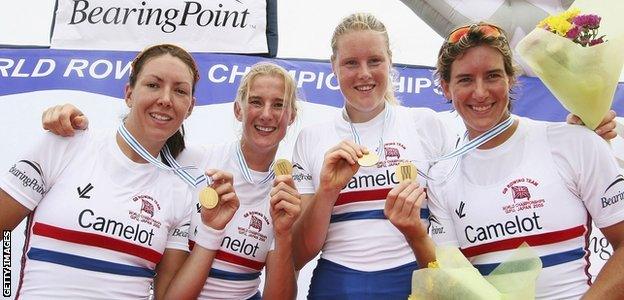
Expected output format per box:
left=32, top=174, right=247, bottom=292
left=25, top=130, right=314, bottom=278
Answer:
left=426, top=22, right=624, bottom=299
left=0, top=44, right=236, bottom=299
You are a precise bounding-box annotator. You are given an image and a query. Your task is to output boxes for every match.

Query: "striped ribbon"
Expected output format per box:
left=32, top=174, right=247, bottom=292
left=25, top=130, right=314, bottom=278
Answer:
left=235, top=142, right=275, bottom=185
left=117, top=123, right=210, bottom=188
left=344, top=106, right=389, bottom=161
left=414, top=116, right=514, bottom=182
left=342, top=105, right=514, bottom=182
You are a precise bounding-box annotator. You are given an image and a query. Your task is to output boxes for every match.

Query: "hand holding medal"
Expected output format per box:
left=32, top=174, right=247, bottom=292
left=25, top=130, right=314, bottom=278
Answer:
left=396, top=162, right=417, bottom=183
left=270, top=159, right=302, bottom=236
left=357, top=150, right=379, bottom=167
left=273, top=159, right=293, bottom=176
left=384, top=171, right=428, bottom=239
left=319, top=140, right=363, bottom=194
left=199, top=169, right=240, bottom=231
left=199, top=184, right=219, bottom=209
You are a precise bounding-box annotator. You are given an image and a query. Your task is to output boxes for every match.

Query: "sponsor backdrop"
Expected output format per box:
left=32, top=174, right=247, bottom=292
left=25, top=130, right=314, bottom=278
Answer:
left=1, top=48, right=623, bottom=298
left=51, top=0, right=278, bottom=56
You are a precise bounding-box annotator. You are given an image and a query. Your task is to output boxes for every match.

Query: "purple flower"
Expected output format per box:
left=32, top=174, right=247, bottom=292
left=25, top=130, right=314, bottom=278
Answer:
left=566, top=26, right=581, bottom=39
left=573, top=14, right=601, bottom=29
left=589, top=37, right=604, bottom=46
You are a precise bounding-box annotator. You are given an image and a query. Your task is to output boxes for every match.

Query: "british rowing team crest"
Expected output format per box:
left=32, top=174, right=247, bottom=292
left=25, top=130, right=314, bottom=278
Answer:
left=501, top=178, right=545, bottom=214
left=511, top=185, right=531, bottom=203
left=130, top=194, right=162, bottom=228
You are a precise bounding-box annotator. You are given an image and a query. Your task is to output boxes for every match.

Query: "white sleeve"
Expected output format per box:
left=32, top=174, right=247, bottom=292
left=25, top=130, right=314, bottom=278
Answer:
left=549, top=124, right=624, bottom=228
left=0, top=131, right=87, bottom=210
left=427, top=180, right=460, bottom=247
left=165, top=186, right=194, bottom=251
left=291, top=128, right=316, bottom=195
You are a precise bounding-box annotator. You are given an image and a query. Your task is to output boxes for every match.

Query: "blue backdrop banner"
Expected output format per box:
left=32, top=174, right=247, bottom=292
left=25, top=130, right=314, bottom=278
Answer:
left=1, top=48, right=622, bottom=122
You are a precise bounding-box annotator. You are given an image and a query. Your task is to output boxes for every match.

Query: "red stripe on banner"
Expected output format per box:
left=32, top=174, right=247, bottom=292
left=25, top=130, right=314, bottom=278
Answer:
left=32, top=222, right=162, bottom=264
left=335, top=188, right=392, bottom=206
left=215, top=250, right=265, bottom=271
left=461, top=225, right=586, bottom=258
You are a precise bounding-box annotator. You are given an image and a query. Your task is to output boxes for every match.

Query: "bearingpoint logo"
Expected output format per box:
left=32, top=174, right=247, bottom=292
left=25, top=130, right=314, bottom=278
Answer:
left=8, top=161, right=45, bottom=196
left=69, top=0, right=251, bottom=34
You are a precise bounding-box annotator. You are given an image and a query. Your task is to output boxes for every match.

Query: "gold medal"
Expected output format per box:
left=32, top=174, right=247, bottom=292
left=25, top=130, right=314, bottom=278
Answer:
left=199, top=186, right=219, bottom=209
left=273, top=159, right=293, bottom=176
left=396, top=162, right=417, bottom=182
left=358, top=152, right=379, bottom=167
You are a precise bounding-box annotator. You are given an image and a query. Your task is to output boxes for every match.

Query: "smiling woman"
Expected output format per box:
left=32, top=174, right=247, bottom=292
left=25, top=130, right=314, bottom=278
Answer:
left=235, top=63, right=297, bottom=168
left=0, top=44, right=201, bottom=299
left=427, top=22, right=624, bottom=299
left=291, top=13, right=454, bottom=299
left=32, top=61, right=303, bottom=300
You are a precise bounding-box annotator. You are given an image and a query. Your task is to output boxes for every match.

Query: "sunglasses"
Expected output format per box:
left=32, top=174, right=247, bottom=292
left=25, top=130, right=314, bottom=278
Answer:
left=447, top=23, right=504, bottom=44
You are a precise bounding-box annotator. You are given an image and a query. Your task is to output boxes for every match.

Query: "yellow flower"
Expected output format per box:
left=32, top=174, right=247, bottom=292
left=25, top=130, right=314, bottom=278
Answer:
left=542, top=15, right=573, bottom=36
left=427, top=260, right=440, bottom=268
left=560, top=7, right=581, bottom=21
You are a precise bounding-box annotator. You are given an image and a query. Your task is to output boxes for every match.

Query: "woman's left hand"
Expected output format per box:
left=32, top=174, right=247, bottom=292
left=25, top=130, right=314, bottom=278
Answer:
left=567, top=110, right=618, bottom=140
left=269, top=175, right=302, bottom=237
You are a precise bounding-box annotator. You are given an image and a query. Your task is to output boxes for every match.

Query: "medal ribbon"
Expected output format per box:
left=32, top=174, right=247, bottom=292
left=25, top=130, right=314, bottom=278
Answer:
left=413, top=116, right=515, bottom=182
left=235, top=142, right=275, bottom=185
left=118, top=123, right=211, bottom=187
left=343, top=106, right=389, bottom=160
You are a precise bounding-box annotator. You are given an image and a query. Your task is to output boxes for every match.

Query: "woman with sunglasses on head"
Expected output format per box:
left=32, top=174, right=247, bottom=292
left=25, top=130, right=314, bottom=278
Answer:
left=425, top=22, right=624, bottom=299
left=39, top=62, right=301, bottom=300
left=0, top=44, right=224, bottom=299
left=291, top=13, right=619, bottom=299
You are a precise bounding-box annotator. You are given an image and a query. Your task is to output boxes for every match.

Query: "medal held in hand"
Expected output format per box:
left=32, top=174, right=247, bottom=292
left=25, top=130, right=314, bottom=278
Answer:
left=199, top=186, right=219, bottom=209
left=273, top=159, right=293, bottom=176
left=358, top=152, right=379, bottom=167
left=396, top=162, right=417, bottom=182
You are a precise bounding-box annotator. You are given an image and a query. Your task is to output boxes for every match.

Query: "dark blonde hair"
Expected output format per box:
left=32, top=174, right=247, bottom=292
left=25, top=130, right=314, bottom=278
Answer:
left=235, top=62, right=298, bottom=116
left=330, top=13, right=399, bottom=105
left=129, top=44, right=200, bottom=160
left=435, top=22, right=520, bottom=108
left=436, top=22, right=518, bottom=82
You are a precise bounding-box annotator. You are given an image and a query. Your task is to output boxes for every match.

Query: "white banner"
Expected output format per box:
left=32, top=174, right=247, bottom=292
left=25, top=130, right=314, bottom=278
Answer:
left=51, top=0, right=268, bottom=53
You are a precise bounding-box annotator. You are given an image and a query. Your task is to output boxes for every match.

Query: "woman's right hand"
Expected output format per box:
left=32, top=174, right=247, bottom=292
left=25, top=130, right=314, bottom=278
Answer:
left=319, top=140, right=366, bottom=195
left=42, top=103, right=89, bottom=136
left=200, top=169, right=240, bottom=230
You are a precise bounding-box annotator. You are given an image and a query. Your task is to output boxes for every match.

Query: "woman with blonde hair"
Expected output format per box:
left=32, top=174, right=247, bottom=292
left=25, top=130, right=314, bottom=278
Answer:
left=291, top=13, right=618, bottom=299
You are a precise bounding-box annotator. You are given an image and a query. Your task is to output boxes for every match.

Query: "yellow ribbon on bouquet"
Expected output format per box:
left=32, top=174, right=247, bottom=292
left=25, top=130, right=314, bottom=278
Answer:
left=409, top=243, right=542, bottom=300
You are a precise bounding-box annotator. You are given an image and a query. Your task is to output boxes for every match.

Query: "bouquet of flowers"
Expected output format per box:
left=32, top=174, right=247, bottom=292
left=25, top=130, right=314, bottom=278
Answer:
left=408, top=243, right=542, bottom=300
left=516, top=0, right=624, bottom=130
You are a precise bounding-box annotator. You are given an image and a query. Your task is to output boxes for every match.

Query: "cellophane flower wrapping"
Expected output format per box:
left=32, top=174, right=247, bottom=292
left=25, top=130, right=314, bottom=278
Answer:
left=516, top=28, right=623, bottom=129
left=408, top=243, right=542, bottom=300
left=516, top=1, right=624, bottom=130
